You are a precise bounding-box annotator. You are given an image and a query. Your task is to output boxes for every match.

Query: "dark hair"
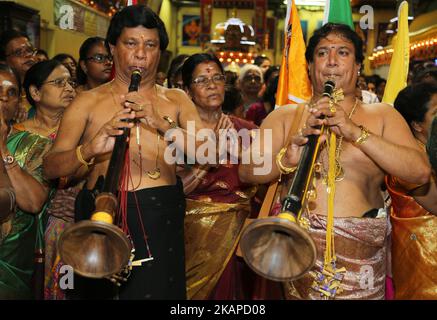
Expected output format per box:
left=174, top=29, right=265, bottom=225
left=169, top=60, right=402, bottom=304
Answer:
left=224, top=70, right=238, bottom=87
left=167, top=54, right=189, bottom=88
left=0, top=63, right=21, bottom=94
left=394, top=82, right=437, bottom=128
left=106, top=4, right=168, bottom=52
left=263, top=75, right=279, bottom=110
left=36, top=49, right=49, bottom=59
left=264, top=65, right=280, bottom=84
left=23, top=59, right=62, bottom=107
left=306, top=23, right=364, bottom=65
left=254, top=56, right=270, bottom=67
left=222, top=86, right=242, bottom=115
left=76, top=37, right=106, bottom=85
left=53, top=53, right=76, bottom=64
left=181, top=53, right=224, bottom=88
left=413, top=66, right=437, bottom=84
left=0, top=29, right=29, bottom=60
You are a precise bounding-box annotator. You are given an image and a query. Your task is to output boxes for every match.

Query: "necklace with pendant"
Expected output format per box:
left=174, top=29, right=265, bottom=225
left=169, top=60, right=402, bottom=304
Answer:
left=319, top=98, right=360, bottom=184
left=110, top=81, right=161, bottom=180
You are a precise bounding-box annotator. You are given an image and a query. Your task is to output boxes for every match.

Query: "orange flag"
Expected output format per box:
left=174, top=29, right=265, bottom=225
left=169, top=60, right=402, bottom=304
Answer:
left=276, top=0, right=312, bottom=107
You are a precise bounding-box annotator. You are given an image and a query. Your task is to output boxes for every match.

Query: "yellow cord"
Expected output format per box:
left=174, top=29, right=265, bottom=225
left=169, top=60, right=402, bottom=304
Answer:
left=325, top=130, right=337, bottom=269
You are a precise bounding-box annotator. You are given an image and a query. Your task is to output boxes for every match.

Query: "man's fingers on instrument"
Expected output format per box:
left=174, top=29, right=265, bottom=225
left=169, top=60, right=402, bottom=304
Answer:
left=306, top=116, right=323, bottom=128
left=107, top=128, right=124, bottom=136
left=302, top=126, right=321, bottom=136
left=116, top=108, right=132, bottom=115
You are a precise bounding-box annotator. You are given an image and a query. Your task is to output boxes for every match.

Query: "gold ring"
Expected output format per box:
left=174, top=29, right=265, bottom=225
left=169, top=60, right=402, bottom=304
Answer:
left=138, top=104, right=143, bottom=111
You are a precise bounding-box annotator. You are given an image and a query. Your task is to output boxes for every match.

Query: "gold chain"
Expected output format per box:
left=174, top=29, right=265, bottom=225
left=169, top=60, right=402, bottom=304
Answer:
left=32, top=117, right=59, bottom=138
left=109, top=82, right=161, bottom=180
left=320, top=98, right=360, bottom=183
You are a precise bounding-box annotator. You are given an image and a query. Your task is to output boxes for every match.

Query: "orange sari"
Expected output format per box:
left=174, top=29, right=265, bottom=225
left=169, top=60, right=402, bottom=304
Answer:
left=386, top=175, right=437, bottom=299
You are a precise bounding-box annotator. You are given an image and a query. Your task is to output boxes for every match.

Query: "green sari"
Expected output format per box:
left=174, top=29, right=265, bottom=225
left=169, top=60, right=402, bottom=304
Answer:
left=0, top=131, right=52, bottom=299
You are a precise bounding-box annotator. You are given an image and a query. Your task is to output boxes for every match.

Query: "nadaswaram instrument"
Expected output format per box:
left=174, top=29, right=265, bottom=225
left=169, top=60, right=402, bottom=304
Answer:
left=57, top=71, right=142, bottom=279
left=239, top=80, right=337, bottom=282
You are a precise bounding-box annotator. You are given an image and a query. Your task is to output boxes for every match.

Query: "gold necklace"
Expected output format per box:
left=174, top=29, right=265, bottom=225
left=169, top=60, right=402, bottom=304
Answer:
left=135, top=122, right=161, bottom=180
left=32, top=117, right=58, bottom=137
left=319, top=98, right=360, bottom=184
left=110, top=82, right=161, bottom=180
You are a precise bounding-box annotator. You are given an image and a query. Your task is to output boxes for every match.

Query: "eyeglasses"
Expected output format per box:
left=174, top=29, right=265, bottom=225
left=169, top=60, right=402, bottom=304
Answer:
left=243, top=74, right=262, bottom=82
left=5, top=46, right=37, bottom=58
left=43, top=77, right=77, bottom=89
left=192, top=74, right=225, bottom=87
left=85, top=54, right=113, bottom=64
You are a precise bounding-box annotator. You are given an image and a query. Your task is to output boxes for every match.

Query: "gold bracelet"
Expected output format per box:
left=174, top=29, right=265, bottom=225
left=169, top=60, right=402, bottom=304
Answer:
left=163, top=116, right=178, bottom=129
left=75, top=145, right=94, bottom=169
left=355, top=125, right=371, bottom=145
left=275, top=146, right=297, bottom=175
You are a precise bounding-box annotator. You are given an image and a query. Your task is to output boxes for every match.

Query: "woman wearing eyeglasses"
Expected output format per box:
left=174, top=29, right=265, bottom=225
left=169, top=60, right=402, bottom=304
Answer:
left=14, top=60, right=77, bottom=299
left=76, top=37, right=113, bottom=92
left=0, top=63, right=55, bottom=299
left=179, top=53, right=257, bottom=299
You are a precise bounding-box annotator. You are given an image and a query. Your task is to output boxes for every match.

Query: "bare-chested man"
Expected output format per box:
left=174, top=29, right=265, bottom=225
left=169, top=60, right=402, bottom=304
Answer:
left=43, top=5, right=207, bottom=299
left=239, top=23, right=430, bottom=300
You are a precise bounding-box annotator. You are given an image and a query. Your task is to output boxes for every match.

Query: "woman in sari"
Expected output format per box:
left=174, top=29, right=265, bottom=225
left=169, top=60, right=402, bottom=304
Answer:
left=0, top=63, right=54, bottom=299
left=179, top=53, right=258, bottom=299
left=387, top=82, right=437, bottom=299
left=19, top=59, right=79, bottom=300
left=17, top=60, right=77, bottom=299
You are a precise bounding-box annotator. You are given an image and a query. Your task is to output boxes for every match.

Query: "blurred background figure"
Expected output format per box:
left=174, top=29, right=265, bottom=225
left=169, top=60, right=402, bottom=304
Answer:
left=222, top=85, right=244, bottom=118
left=357, top=74, right=379, bottom=104
left=238, top=65, right=263, bottom=107
left=253, top=55, right=271, bottom=75
left=0, top=30, right=36, bottom=85
left=0, top=30, right=37, bottom=121
left=35, top=49, right=49, bottom=62
left=167, top=54, right=189, bottom=89
left=53, top=53, right=77, bottom=83
left=155, top=71, right=166, bottom=86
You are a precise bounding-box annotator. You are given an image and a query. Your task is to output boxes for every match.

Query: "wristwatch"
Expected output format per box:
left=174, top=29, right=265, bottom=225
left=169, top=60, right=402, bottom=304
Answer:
left=2, top=154, right=15, bottom=166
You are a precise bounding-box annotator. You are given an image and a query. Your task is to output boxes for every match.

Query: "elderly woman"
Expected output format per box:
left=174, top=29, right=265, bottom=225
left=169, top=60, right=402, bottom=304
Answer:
left=18, top=60, right=77, bottom=299
left=76, top=37, right=113, bottom=92
left=179, top=53, right=258, bottom=299
left=0, top=63, right=55, bottom=299
left=238, top=64, right=267, bottom=126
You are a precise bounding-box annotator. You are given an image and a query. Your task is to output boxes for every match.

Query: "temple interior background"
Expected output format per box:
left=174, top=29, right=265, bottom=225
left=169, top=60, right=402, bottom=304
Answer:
left=1, top=0, right=436, bottom=80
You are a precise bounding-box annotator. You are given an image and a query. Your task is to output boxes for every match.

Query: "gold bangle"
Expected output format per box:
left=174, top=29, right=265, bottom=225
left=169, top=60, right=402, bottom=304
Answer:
left=76, top=145, right=94, bottom=169
left=163, top=116, right=178, bottom=129
left=276, top=146, right=297, bottom=175
left=355, top=125, right=371, bottom=145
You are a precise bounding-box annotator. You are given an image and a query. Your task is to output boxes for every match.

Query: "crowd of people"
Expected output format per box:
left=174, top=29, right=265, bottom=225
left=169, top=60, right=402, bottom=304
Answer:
left=0, top=4, right=436, bottom=300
